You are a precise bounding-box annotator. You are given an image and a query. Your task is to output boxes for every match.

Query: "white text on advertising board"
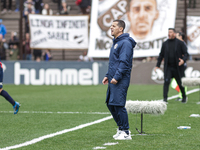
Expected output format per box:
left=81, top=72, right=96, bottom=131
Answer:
left=14, top=62, right=99, bottom=85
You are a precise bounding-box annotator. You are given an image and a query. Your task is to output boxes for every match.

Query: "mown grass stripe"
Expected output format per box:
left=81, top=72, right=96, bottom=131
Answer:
left=0, top=116, right=113, bottom=150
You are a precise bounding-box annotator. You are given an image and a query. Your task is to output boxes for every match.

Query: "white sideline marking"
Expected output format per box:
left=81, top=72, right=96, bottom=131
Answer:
left=0, top=111, right=110, bottom=115
left=159, top=88, right=200, bottom=101
left=0, top=116, right=113, bottom=150
left=103, top=142, right=118, bottom=146
left=93, top=147, right=106, bottom=149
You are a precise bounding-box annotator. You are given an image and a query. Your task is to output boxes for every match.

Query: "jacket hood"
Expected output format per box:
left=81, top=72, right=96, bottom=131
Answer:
left=113, top=33, right=137, bottom=48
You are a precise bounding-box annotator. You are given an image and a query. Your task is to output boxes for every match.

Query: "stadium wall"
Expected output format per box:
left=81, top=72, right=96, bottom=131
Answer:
left=1, top=61, right=200, bottom=85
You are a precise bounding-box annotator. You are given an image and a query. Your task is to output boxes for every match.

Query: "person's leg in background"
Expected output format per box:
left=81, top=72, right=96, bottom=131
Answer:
left=8, top=0, right=12, bottom=11
left=1, top=0, right=7, bottom=14
left=163, top=67, right=172, bottom=102
left=0, top=62, right=20, bottom=114
left=15, top=0, right=20, bottom=11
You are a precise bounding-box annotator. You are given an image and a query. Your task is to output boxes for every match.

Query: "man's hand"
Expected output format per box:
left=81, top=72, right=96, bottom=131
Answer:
left=102, top=77, right=108, bottom=85
left=179, top=58, right=184, bottom=66
left=111, top=78, right=118, bottom=85
left=154, top=67, right=160, bottom=72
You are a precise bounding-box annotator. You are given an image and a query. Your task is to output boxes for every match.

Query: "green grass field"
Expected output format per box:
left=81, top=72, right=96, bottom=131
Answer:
left=0, top=84, right=199, bottom=150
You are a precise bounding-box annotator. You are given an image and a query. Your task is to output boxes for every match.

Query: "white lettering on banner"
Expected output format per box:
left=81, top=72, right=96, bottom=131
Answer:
left=62, top=69, right=78, bottom=85
left=15, top=63, right=30, bottom=85
left=117, top=1, right=127, bottom=13
left=102, top=1, right=127, bottom=28
left=151, top=68, right=164, bottom=84
left=185, top=67, right=200, bottom=78
left=93, top=63, right=99, bottom=85
left=14, top=62, right=99, bottom=85
left=30, top=69, right=45, bottom=85
left=79, top=69, right=92, bottom=85
left=151, top=67, right=200, bottom=84
left=45, top=69, right=61, bottom=85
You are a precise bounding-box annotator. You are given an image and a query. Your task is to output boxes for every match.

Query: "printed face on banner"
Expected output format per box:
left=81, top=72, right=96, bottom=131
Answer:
left=127, top=0, right=159, bottom=40
left=88, top=0, right=177, bottom=58
left=187, top=16, right=200, bottom=55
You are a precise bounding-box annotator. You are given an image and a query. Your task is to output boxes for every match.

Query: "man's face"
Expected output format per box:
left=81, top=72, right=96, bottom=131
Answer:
left=110, top=22, right=123, bottom=38
left=128, top=0, right=159, bottom=39
left=168, top=30, right=176, bottom=39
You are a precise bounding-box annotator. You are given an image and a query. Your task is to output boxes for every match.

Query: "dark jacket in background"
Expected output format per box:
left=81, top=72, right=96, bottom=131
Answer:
left=0, top=42, right=7, bottom=60
left=79, top=0, right=91, bottom=8
left=156, top=38, right=188, bottom=79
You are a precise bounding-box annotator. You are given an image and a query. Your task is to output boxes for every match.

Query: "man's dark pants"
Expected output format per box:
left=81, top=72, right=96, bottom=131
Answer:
left=164, top=66, right=186, bottom=99
left=107, top=103, right=129, bottom=130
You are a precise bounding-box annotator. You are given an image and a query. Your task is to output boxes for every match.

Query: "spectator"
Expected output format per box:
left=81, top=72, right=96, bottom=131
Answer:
left=188, top=0, right=196, bottom=8
left=57, top=0, right=61, bottom=14
left=15, top=0, right=26, bottom=12
left=1, top=0, right=12, bottom=14
left=24, top=2, right=35, bottom=33
left=0, top=34, right=7, bottom=60
left=24, top=0, right=35, bottom=9
left=33, top=0, right=43, bottom=14
left=33, top=49, right=42, bottom=62
left=60, top=0, right=69, bottom=15
left=9, top=44, right=19, bottom=60
left=8, top=31, right=19, bottom=50
left=15, top=0, right=20, bottom=12
left=78, top=51, right=93, bottom=62
left=76, top=0, right=91, bottom=14
left=43, top=49, right=52, bottom=61
left=0, top=19, right=7, bottom=39
left=42, top=3, right=53, bottom=15
left=23, top=33, right=32, bottom=60
left=51, top=0, right=61, bottom=14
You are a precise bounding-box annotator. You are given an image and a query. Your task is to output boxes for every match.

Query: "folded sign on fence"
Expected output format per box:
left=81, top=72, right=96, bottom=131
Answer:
left=29, top=14, right=89, bottom=49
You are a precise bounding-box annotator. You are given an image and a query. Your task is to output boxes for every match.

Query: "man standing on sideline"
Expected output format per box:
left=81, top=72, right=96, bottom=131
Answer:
left=102, top=20, right=136, bottom=140
left=154, top=28, right=188, bottom=103
left=170, top=31, right=188, bottom=101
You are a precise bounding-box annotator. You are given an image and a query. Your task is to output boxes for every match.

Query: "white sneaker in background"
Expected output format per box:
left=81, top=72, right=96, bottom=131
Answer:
left=114, top=131, right=132, bottom=140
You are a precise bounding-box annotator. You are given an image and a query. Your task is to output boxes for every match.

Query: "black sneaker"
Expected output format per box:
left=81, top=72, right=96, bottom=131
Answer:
left=182, top=97, right=188, bottom=103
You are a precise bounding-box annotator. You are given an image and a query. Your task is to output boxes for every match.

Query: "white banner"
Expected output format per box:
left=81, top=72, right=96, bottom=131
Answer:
left=88, top=0, right=177, bottom=58
left=187, top=16, right=200, bottom=55
left=29, top=14, right=89, bottom=49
